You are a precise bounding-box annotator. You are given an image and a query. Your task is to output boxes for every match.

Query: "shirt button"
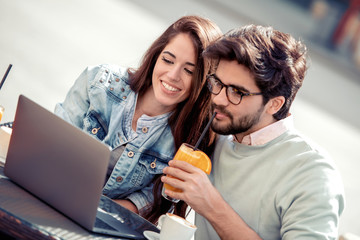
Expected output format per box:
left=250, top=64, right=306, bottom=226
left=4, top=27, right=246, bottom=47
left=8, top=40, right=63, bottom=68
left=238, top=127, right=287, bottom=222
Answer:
left=122, top=96, right=127, bottom=100
left=116, top=176, right=123, bottom=182
left=142, top=127, right=148, bottom=133
left=127, top=151, right=134, bottom=158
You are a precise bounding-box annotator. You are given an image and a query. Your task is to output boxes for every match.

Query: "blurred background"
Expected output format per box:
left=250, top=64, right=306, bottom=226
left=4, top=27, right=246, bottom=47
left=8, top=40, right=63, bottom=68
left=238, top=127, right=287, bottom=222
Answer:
left=0, top=0, right=359, bottom=238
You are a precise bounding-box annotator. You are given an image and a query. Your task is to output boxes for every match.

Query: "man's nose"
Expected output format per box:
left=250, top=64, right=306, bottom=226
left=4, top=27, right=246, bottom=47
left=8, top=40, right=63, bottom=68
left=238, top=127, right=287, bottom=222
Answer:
left=212, top=88, right=229, bottom=106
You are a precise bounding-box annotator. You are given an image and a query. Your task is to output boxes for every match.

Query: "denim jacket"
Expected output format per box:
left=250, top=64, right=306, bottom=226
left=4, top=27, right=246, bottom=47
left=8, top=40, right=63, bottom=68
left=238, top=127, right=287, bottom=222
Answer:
left=55, top=64, right=175, bottom=214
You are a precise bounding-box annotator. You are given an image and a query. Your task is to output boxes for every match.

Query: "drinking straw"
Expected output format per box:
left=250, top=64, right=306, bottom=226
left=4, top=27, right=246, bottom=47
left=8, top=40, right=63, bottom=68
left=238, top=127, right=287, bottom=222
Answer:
left=0, top=64, right=13, bottom=90
left=0, top=121, right=13, bottom=128
left=194, top=111, right=217, bottom=150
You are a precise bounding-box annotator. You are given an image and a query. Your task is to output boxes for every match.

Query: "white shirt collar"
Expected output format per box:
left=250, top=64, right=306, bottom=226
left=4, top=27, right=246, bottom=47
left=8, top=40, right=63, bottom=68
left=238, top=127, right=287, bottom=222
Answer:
left=236, top=115, right=293, bottom=146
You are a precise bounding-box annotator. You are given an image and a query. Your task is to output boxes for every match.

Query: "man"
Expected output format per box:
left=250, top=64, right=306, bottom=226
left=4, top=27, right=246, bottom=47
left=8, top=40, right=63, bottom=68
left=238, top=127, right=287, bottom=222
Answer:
left=161, top=25, right=345, bottom=239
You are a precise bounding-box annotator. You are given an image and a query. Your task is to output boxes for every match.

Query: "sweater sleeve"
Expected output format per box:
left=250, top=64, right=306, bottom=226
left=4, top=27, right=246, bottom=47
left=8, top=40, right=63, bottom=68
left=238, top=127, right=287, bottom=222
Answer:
left=277, top=153, right=345, bottom=240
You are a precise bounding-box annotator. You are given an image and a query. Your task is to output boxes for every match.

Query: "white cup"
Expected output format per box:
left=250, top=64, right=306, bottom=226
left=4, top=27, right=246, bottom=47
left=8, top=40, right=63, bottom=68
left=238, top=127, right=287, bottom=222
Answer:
left=0, top=126, right=12, bottom=159
left=158, top=213, right=197, bottom=240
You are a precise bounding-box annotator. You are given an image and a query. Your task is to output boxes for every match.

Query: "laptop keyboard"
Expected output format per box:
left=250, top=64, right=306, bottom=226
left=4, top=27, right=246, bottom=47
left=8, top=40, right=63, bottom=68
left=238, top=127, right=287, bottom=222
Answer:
left=95, top=208, right=121, bottom=231
left=95, top=209, right=144, bottom=239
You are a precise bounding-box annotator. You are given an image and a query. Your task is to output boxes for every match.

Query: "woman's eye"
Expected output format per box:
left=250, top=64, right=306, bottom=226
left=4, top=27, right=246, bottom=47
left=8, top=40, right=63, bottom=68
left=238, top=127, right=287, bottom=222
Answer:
left=162, top=57, right=173, bottom=64
left=184, top=68, right=193, bottom=75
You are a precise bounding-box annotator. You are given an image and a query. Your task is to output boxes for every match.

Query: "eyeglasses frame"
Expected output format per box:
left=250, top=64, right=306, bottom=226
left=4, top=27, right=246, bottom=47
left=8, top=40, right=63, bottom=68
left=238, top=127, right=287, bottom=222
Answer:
left=206, top=74, right=262, bottom=105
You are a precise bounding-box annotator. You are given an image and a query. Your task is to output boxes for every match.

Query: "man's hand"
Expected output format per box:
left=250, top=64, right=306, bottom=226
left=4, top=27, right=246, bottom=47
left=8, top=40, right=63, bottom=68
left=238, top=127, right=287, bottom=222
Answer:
left=161, top=160, right=221, bottom=217
left=161, top=160, right=262, bottom=240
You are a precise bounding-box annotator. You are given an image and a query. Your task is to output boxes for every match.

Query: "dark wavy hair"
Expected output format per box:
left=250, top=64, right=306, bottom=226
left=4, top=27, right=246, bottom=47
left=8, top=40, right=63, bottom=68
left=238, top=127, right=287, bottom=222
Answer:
left=203, top=24, right=308, bottom=120
left=128, top=16, right=222, bottom=223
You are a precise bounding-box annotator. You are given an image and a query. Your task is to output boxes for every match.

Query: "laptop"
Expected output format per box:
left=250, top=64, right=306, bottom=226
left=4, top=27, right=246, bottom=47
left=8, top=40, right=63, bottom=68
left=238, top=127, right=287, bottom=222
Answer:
left=4, top=95, right=160, bottom=239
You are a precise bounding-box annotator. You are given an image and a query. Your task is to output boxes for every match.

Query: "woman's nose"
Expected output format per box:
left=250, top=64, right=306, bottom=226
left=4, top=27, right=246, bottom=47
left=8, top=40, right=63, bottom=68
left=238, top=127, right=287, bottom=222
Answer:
left=167, top=66, right=181, bottom=81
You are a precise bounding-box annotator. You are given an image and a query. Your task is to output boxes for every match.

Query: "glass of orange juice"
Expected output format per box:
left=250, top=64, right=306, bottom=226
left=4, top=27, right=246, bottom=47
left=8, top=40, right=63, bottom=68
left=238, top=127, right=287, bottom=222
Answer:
left=0, top=105, right=4, bottom=122
left=162, top=143, right=212, bottom=203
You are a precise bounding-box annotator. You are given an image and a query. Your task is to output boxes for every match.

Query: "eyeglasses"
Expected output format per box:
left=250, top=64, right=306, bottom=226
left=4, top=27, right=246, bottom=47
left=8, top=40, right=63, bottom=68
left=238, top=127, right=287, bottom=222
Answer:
left=206, top=74, right=262, bottom=105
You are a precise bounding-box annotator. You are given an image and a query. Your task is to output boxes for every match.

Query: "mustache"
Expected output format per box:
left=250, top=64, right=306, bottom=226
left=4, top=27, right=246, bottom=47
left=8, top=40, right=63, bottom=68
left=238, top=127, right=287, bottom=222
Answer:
left=211, top=103, right=232, bottom=118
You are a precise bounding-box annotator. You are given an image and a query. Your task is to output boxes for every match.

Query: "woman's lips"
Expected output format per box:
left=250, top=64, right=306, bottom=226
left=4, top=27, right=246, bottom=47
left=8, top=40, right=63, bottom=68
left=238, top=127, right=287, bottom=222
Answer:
left=161, top=80, right=180, bottom=92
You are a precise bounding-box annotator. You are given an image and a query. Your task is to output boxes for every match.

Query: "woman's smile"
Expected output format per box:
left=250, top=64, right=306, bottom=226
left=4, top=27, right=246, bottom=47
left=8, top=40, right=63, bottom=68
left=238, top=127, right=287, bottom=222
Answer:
left=161, top=80, right=181, bottom=92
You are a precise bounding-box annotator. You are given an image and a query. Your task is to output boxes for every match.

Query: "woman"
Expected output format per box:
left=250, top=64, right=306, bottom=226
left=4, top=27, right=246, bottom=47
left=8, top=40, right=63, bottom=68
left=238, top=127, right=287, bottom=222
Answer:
left=55, top=15, right=222, bottom=221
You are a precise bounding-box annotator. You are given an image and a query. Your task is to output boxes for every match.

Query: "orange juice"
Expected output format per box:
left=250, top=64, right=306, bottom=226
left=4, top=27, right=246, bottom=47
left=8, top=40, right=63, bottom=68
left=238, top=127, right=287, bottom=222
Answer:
left=162, top=143, right=211, bottom=202
left=0, top=105, right=4, bottom=122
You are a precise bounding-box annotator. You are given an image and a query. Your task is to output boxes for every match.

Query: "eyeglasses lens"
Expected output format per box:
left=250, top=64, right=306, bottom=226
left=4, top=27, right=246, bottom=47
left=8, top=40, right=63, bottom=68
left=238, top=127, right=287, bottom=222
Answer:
left=207, top=76, right=241, bottom=104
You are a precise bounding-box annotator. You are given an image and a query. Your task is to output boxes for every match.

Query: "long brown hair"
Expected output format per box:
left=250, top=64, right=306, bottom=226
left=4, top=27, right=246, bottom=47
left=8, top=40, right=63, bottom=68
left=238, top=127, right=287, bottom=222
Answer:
left=129, top=15, right=222, bottom=223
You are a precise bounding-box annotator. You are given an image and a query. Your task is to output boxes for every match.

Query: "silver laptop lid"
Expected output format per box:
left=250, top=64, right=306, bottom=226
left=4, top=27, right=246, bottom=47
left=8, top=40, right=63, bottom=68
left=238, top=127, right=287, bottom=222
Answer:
left=5, top=95, right=111, bottom=230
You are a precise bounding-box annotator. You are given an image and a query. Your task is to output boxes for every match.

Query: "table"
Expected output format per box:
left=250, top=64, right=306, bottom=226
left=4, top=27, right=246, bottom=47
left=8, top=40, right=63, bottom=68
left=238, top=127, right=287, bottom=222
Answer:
left=0, top=158, right=157, bottom=239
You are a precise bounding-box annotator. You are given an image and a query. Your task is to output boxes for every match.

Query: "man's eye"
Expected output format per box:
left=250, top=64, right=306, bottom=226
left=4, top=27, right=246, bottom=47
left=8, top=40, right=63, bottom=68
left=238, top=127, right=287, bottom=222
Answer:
left=214, top=79, right=222, bottom=86
left=230, top=87, right=241, bottom=95
left=162, top=57, right=173, bottom=64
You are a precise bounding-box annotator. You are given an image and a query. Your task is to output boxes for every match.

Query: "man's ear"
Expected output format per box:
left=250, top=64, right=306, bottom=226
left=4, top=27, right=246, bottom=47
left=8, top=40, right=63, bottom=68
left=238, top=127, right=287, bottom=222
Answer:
left=266, top=96, right=285, bottom=115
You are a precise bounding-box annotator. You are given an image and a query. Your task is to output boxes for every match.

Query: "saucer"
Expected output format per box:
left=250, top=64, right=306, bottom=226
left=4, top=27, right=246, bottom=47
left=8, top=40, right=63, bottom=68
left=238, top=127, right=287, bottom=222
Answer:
left=143, top=230, right=160, bottom=240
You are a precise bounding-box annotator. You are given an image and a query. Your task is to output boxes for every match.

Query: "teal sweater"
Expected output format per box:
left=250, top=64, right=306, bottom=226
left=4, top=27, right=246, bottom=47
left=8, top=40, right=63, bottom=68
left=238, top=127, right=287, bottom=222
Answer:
left=195, top=129, right=345, bottom=240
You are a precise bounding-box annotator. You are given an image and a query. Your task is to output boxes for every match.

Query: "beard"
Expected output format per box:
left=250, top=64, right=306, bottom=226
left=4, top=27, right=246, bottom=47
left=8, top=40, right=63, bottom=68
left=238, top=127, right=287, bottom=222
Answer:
left=210, top=103, right=264, bottom=135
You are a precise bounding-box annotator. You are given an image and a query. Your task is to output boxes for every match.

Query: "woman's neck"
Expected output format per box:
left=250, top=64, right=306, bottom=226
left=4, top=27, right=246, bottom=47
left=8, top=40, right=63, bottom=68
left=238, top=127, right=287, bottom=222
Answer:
left=132, top=86, right=174, bottom=130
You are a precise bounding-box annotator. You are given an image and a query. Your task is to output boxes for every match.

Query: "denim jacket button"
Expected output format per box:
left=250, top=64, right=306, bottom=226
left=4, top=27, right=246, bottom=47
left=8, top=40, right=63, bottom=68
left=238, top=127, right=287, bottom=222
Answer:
left=110, top=87, right=114, bottom=91
left=116, top=78, right=120, bottom=82
left=142, top=127, right=148, bottom=133
left=121, top=88, right=125, bottom=92
left=91, top=127, right=100, bottom=134
left=99, top=79, right=104, bottom=83
left=116, top=176, right=123, bottom=182
left=122, top=96, right=127, bottom=100
left=127, top=151, right=134, bottom=158
left=150, top=159, right=156, bottom=169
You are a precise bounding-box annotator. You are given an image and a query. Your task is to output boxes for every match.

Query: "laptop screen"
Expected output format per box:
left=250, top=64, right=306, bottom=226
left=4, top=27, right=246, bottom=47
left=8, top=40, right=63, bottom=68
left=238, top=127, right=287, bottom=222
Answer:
left=5, top=95, right=110, bottom=229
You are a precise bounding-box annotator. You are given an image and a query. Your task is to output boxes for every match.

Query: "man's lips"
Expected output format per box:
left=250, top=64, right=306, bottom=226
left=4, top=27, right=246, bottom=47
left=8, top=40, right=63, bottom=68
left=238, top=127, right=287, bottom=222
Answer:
left=213, top=109, right=229, bottom=119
